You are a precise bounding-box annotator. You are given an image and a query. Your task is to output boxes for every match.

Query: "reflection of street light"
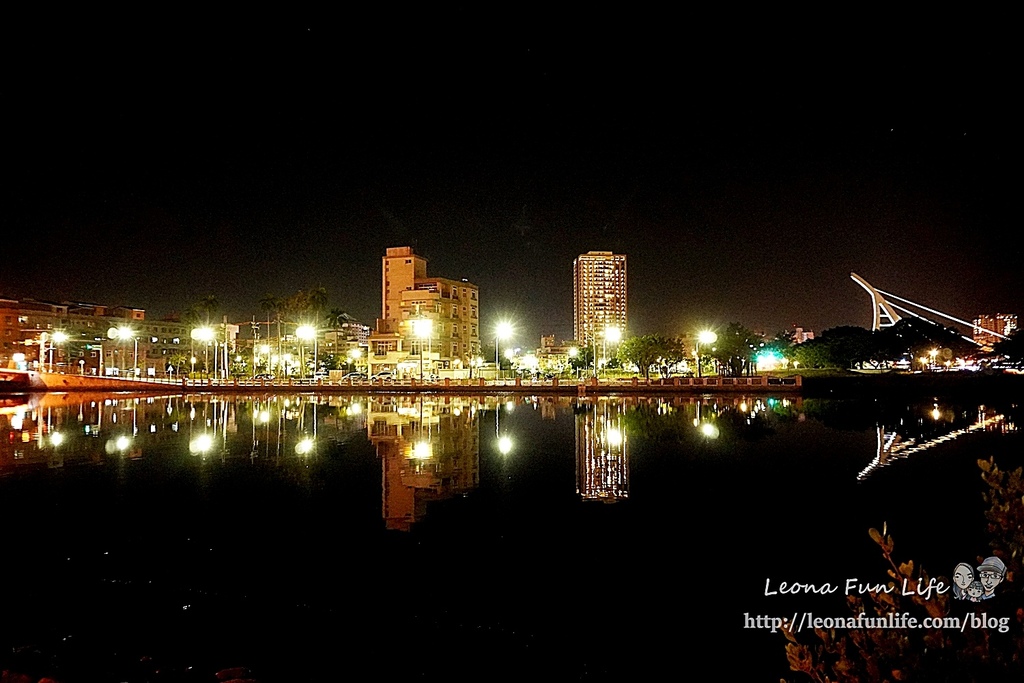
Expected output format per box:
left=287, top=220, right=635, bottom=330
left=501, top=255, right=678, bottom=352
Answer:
left=496, top=322, right=513, bottom=380
left=497, top=436, right=513, bottom=455
left=696, top=330, right=717, bottom=378
left=412, top=318, right=433, bottom=381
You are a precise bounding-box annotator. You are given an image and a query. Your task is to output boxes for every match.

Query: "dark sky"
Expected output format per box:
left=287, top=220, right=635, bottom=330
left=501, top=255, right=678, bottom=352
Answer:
left=5, top=21, right=1020, bottom=346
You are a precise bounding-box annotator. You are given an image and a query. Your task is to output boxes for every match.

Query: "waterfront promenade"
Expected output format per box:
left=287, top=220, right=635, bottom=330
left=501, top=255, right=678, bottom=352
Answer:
left=1, top=369, right=801, bottom=395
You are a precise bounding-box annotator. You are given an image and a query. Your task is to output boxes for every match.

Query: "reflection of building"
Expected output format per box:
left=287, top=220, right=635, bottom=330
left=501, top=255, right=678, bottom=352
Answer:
left=575, top=400, right=629, bottom=503
left=368, top=247, right=481, bottom=378
left=0, top=297, right=191, bottom=375
left=368, top=396, right=480, bottom=531
left=973, top=313, right=1017, bottom=350
left=573, top=251, right=627, bottom=344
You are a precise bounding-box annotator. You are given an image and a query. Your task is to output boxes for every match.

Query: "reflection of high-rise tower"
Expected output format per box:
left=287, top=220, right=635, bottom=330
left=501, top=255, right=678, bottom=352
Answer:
left=575, top=400, right=629, bottom=502
left=369, top=396, right=480, bottom=531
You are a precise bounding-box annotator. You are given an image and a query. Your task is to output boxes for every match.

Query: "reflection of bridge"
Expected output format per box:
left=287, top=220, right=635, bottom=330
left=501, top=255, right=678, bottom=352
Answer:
left=856, top=411, right=1007, bottom=481
left=851, top=272, right=1010, bottom=346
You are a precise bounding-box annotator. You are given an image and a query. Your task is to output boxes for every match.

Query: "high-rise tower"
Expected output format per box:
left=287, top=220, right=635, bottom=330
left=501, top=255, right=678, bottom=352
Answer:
left=573, top=251, right=627, bottom=344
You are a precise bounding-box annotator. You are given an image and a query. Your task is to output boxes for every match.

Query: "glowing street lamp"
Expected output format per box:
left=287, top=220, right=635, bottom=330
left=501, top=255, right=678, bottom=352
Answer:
left=108, top=326, right=138, bottom=375
left=603, top=326, right=622, bottom=378
left=928, top=348, right=938, bottom=371
left=412, top=318, right=433, bottom=381
left=192, top=327, right=216, bottom=378
left=696, top=330, right=717, bottom=378
left=296, top=325, right=316, bottom=378
left=496, top=322, right=513, bottom=380
left=50, top=331, right=68, bottom=372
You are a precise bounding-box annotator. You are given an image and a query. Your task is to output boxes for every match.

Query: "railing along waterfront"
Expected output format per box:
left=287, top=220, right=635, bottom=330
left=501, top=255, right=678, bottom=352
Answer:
left=22, top=373, right=801, bottom=393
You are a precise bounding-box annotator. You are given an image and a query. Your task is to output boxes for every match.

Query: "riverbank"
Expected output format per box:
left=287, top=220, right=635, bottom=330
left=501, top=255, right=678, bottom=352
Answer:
left=1, top=370, right=801, bottom=395
left=798, top=369, right=1024, bottom=398
left=4, top=369, right=1023, bottom=399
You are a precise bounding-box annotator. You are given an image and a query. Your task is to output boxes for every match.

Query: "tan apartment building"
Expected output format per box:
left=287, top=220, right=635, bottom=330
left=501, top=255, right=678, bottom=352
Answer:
left=0, top=297, right=198, bottom=375
left=573, top=251, right=627, bottom=344
left=973, top=313, right=1017, bottom=351
left=368, top=247, right=481, bottom=378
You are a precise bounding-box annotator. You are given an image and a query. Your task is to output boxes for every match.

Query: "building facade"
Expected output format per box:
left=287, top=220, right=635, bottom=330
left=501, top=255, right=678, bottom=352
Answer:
left=573, top=251, right=627, bottom=344
left=973, top=313, right=1017, bottom=350
left=368, top=247, right=481, bottom=377
left=0, top=297, right=197, bottom=376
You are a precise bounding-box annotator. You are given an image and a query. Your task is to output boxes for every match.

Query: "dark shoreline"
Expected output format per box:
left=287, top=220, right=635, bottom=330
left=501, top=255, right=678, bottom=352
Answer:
left=799, top=371, right=1024, bottom=399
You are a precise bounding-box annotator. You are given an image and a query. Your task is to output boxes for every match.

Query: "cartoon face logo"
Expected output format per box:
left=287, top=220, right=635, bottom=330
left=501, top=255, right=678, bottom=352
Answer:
left=953, top=563, right=973, bottom=593
left=967, top=581, right=984, bottom=601
left=976, top=556, right=1007, bottom=599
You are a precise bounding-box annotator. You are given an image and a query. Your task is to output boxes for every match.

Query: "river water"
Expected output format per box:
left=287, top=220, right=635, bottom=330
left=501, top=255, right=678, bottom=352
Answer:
left=1, top=390, right=1021, bottom=681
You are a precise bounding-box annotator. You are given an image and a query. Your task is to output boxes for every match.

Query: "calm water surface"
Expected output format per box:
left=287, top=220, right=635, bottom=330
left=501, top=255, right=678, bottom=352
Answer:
left=1, top=390, right=1021, bottom=681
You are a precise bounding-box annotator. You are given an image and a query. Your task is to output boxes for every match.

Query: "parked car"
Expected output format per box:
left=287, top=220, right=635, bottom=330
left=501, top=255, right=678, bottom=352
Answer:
left=313, top=370, right=330, bottom=380
left=341, top=372, right=368, bottom=381
left=254, top=373, right=275, bottom=380
left=371, top=370, right=396, bottom=381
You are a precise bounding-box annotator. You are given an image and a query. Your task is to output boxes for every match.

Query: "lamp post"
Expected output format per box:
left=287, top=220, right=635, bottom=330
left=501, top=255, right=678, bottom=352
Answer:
left=296, top=325, right=316, bottom=379
left=603, top=326, right=621, bottom=378
left=696, top=330, right=717, bottom=378
left=51, top=331, right=67, bottom=372
left=347, top=347, right=363, bottom=373
left=191, top=327, right=214, bottom=378
left=495, top=322, right=513, bottom=380
left=412, top=318, right=433, bottom=381
left=108, top=326, right=137, bottom=376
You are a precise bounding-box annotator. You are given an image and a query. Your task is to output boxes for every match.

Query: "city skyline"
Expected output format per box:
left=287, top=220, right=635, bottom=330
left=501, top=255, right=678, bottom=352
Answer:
left=5, top=24, right=1020, bottom=346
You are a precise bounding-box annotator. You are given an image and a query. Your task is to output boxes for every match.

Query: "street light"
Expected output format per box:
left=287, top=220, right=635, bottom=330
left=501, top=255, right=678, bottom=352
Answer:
left=412, top=318, right=433, bottom=381
left=347, top=347, right=363, bottom=372
left=928, top=348, right=938, bottom=371
left=603, top=326, right=622, bottom=378
left=496, top=322, right=513, bottom=380
left=50, top=331, right=68, bottom=372
left=108, top=326, right=138, bottom=376
left=191, top=327, right=214, bottom=378
left=696, top=330, right=717, bottom=378
left=296, top=325, right=316, bottom=378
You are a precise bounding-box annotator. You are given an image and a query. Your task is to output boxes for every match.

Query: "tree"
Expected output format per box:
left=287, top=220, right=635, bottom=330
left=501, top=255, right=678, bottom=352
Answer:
left=708, top=323, right=761, bottom=376
left=993, top=331, right=1024, bottom=365
left=618, top=334, right=684, bottom=380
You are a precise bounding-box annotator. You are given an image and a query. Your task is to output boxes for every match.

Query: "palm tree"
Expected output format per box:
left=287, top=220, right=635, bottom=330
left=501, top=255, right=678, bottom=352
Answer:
left=259, top=294, right=280, bottom=373
left=324, top=307, right=351, bottom=359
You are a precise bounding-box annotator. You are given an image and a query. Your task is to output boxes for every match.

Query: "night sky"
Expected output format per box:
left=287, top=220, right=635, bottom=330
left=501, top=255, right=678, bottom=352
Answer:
left=6, top=22, right=1020, bottom=346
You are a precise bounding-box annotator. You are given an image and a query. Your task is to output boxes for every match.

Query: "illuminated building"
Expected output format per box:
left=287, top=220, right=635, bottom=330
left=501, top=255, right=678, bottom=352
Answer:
left=0, top=297, right=192, bottom=375
left=972, top=313, right=1017, bottom=350
left=573, top=251, right=627, bottom=344
left=369, top=247, right=480, bottom=377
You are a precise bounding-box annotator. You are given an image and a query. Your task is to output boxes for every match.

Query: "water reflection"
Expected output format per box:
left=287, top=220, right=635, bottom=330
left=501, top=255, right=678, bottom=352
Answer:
left=0, top=392, right=369, bottom=471
left=575, top=399, right=629, bottom=503
left=369, top=396, right=480, bottom=531
left=2, top=391, right=1019, bottom=513
left=858, top=404, right=1016, bottom=480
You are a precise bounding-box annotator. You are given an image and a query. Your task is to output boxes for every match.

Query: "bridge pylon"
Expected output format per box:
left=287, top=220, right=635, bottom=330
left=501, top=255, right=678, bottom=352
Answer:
left=850, top=272, right=902, bottom=331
